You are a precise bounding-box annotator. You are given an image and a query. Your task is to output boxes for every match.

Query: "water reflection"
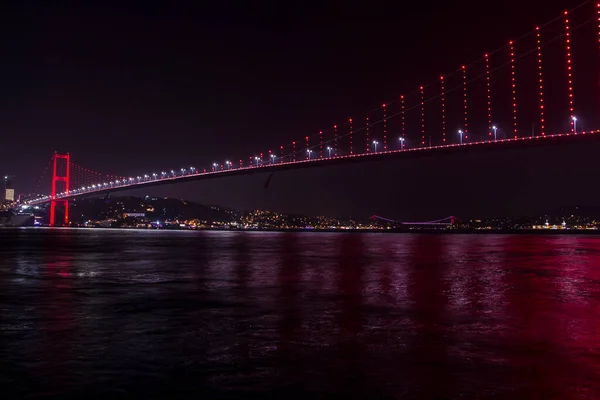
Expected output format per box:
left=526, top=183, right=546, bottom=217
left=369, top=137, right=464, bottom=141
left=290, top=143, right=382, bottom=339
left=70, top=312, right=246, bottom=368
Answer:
left=1, top=229, right=600, bottom=398
left=39, top=252, right=76, bottom=396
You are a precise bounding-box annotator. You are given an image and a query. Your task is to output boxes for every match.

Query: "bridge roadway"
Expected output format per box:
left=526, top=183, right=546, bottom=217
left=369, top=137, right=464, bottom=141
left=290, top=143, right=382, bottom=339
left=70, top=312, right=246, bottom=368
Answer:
left=25, top=130, right=600, bottom=205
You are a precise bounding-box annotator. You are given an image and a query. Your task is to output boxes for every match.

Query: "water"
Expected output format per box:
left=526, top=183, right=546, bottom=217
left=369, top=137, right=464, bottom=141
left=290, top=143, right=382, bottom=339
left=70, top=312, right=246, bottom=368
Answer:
left=1, top=229, right=600, bottom=399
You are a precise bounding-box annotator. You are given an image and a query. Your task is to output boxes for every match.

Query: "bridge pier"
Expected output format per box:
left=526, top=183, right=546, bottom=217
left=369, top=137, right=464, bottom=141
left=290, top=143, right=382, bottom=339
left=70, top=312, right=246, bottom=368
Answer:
left=50, top=200, right=69, bottom=226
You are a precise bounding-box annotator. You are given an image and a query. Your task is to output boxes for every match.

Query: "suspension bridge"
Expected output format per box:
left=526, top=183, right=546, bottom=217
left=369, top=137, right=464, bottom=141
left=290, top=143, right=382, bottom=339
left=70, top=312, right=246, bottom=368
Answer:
left=18, top=2, right=600, bottom=225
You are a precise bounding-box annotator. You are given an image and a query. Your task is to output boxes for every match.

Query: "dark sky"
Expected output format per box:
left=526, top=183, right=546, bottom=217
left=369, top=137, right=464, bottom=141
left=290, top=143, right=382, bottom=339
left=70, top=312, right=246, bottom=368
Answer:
left=1, top=0, right=598, bottom=220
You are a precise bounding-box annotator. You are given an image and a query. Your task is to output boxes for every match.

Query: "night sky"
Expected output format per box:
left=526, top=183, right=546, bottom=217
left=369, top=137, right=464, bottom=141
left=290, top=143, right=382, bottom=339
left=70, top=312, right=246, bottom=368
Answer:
left=1, top=0, right=598, bottom=220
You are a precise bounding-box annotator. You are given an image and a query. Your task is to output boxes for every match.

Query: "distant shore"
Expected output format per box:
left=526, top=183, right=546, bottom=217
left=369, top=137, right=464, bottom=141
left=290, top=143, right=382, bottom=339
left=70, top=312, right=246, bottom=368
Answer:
left=8, top=226, right=600, bottom=235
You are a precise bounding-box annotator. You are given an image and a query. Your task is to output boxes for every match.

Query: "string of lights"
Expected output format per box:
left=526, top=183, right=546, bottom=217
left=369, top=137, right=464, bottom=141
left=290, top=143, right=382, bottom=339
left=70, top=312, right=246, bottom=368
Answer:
left=440, top=77, right=446, bottom=143
left=334, top=125, right=338, bottom=155
left=536, top=26, right=545, bottom=136
left=40, top=4, right=589, bottom=179
left=509, top=41, right=518, bottom=138
left=349, top=118, right=353, bottom=154
left=365, top=117, right=370, bottom=152
left=484, top=54, right=492, bottom=137
left=319, top=131, right=323, bottom=158
left=420, top=86, right=425, bottom=146
left=382, top=103, right=387, bottom=150
left=259, top=8, right=596, bottom=162
left=400, top=95, right=405, bottom=140
left=565, top=10, right=576, bottom=132
left=462, top=66, right=469, bottom=140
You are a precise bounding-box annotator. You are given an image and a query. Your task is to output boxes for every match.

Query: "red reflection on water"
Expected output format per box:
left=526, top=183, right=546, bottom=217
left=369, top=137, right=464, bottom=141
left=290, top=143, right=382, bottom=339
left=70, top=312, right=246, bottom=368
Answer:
left=39, top=253, right=76, bottom=394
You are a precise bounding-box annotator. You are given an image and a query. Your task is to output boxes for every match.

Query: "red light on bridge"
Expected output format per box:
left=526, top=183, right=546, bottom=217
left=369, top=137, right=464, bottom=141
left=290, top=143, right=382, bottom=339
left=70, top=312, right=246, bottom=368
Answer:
left=349, top=118, right=353, bottom=154
left=564, top=10, right=576, bottom=133
left=509, top=40, right=518, bottom=138
left=50, top=153, right=70, bottom=226
left=462, top=65, right=469, bottom=140
left=333, top=124, right=338, bottom=155
left=440, top=76, right=446, bottom=143
left=319, top=130, right=323, bottom=158
left=365, top=117, right=370, bottom=153
left=536, top=26, right=545, bottom=136
left=400, top=95, right=406, bottom=140
left=420, top=85, right=425, bottom=146
left=597, top=3, right=600, bottom=48
left=484, top=53, right=493, bottom=137
left=305, top=136, right=309, bottom=160
left=382, top=103, right=387, bottom=150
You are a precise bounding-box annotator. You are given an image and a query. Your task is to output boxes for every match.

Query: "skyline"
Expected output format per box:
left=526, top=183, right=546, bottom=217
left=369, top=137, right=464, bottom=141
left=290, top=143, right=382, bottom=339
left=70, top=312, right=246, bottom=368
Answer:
left=1, top=0, right=598, bottom=220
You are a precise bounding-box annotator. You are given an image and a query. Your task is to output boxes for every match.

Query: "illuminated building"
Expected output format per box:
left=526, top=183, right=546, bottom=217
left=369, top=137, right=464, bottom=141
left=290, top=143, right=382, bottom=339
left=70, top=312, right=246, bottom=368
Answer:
left=4, top=175, right=15, bottom=202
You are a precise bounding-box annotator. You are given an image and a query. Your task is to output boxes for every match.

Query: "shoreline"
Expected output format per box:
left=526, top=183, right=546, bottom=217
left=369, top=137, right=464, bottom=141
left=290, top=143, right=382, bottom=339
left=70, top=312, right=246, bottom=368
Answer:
left=5, top=226, right=600, bottom=235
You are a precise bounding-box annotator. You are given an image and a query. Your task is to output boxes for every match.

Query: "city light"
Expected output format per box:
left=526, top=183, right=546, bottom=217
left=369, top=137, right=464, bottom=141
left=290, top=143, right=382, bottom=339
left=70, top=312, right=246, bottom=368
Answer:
left=492, top=126, right=498, bottom=141
left=373, top=140, right=379, bottom=153
left=327, top=146, right=332, bottom=157
left=398, top=137, right=405, bottom=150
left=307, top=149, right=313, bottom=160
left=458, top=129, right=463, bottom=145
left=572, top=116, right=578, bottom=133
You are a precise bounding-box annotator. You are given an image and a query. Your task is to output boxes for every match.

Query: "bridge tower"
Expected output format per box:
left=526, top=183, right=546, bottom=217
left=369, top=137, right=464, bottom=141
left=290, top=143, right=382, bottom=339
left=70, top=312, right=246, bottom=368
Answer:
left=50, top=152, right=70, bottom=226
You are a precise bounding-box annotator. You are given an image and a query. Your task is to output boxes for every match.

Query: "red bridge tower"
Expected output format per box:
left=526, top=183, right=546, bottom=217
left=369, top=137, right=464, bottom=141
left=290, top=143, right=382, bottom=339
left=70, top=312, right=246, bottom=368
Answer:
left=50, top=152, right=70, bottom=226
